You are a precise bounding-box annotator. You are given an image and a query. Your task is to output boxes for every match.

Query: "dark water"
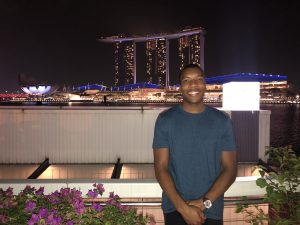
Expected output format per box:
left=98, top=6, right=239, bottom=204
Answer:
left=206, top=103, right=300, bottom=155
left=260, top=104, right=300, bottom=154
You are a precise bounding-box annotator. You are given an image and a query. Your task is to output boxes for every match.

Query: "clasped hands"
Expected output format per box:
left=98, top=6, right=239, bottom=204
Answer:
left=181, top=199, right=206, bottom=225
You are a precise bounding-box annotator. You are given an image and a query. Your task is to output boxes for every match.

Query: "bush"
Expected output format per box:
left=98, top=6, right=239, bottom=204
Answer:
left=236, top=146, right=300, bottom=225
left=0, top=183, right=155, bottom=225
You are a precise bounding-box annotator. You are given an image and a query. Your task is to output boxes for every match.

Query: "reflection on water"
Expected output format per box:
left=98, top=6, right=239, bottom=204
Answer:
left=261, top=104, right=300, bottom=154
left=206, top=103, right=300, bottom=154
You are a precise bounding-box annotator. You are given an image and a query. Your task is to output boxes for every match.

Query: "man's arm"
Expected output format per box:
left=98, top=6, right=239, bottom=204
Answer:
left=204, top=151, right=237, bottom=201
left=188, top=151, right=237, bottom=209
left=153, top=148, right=206, bottom=224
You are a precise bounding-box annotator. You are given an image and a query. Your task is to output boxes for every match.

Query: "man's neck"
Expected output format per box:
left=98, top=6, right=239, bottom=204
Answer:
left=181, top=102, right=205, bottom=114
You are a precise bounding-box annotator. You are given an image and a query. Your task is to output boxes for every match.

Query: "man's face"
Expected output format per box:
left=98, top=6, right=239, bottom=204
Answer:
left=180, top=67, right=206, bottom=105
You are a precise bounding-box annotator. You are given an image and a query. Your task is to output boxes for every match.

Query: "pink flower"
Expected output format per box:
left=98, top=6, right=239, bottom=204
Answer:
left=6, top=187, right=13, bottom=197
left=35, top=187, right=44, bottom=196
left=46, top=212, right=62, bottom=225
left=73, top=199, right=84, bottom=215
left=0, top=214, right=9, bottom=223
left=38, top=208, right=48, bottom=218
left=25, top=200, right=36, bottom=212
left=93, top=183, right=105, bottom=194
left=0, top=184, right=151, bottom=224
left=23, top=185, right=35, bottom=194
left=28, top=214, right=39, bottom=225
left=92, top=202, right=103, bottom=212
left=87, top=190, right=98, bottom=199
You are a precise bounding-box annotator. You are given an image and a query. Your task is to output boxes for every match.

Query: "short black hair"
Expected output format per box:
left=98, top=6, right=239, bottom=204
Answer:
left=179, top=64, right=204, bottom=82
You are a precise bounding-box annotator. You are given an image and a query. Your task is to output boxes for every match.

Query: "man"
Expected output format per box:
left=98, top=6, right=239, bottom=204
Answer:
left=152, top=64, right=237, bottom=225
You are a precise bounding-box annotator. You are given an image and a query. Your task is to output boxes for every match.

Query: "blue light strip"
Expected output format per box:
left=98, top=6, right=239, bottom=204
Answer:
left=76, top=73, right=287, bottom=91
left=205, top=73, right=287, bottom=85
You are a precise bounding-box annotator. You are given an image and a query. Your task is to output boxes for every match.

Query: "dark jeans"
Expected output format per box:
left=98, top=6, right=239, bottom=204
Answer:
left=164, top=210, right=223, bottom=225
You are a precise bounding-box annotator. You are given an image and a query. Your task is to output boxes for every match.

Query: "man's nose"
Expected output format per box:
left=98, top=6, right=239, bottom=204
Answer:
left=189, top=79, right=199, bottom=87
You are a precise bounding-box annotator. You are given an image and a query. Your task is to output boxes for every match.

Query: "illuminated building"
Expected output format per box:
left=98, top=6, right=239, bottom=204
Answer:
left=178, top=36, right=190, bottom=70
left=67, top=73, right=289, bottom=103
left=204, top=73, right=289, bottom=102
left=98, top=27, right=205, bottom=87
left=145, top=40, right=156, bottom=83
left=157, top=39, right=167, bottom=86
left=179, top=34, right=201, bottom=70
left=113, top=41, right=135, bottom=86
left=18, top=73, right=58, bottom=95
left=113, top=42, right=120, bottom=86
left=21, top=85, right=53, bottom=95
left=146, top=39, right=167, bottom=86
left=190, top=34, right=201, bottom=67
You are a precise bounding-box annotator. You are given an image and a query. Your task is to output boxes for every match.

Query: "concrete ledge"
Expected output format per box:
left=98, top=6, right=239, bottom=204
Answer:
left=0, top=176, right=266, bottom=198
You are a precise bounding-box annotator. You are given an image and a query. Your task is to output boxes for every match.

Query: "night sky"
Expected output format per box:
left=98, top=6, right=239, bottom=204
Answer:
left=1, top=0, right=300, bottom=93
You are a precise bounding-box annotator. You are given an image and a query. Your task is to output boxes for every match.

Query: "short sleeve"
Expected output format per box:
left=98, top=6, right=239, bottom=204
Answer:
left=152, top=114, right=169, bottom=149
left=220, top=117, right=237, bottom=151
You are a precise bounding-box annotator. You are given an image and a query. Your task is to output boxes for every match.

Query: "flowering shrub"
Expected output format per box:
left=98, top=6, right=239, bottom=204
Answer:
left=0, top=183, right=154, bottom=225
left=236, top=146, right=300, bottom=224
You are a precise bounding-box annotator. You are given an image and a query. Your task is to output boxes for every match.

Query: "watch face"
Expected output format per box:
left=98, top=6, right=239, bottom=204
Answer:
left=204, top=199, right=212, bottom=209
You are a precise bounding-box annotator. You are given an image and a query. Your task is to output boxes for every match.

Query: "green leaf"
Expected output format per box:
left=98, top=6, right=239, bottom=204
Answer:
left=277, top=174, right=285, bottom=185
left=259, top=169, right=266, bottom=177
left=256, top=178, right=267, bottom=188
left=237, top=146, right=300, bottom=225
left=266, top=186, right=273, bottom=195
left=236, top=205, right=245, bottom=213
left=269, top=172, right=278, bottom=180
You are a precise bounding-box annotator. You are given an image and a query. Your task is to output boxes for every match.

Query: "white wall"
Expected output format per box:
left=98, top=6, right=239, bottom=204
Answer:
left=0, top=106, right=270, bottom=164
left=0, top=106, right=166, bottom=164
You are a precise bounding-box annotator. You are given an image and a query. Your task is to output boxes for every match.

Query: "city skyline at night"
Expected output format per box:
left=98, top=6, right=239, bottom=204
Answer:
left=0, top=1, right=300, bottom=93
left=99, top=27, right=204, bottom=87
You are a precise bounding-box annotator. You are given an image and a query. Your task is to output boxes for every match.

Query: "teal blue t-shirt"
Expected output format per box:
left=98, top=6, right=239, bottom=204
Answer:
left=152, top=104, right=236, bottom=220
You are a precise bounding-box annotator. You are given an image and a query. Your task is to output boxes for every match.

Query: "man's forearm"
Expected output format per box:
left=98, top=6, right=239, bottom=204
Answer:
left=204, top=166, right=237, bottom=202
left=188, top=151, right=237, bottom=210
left=155, top=168, right=187, bottom=213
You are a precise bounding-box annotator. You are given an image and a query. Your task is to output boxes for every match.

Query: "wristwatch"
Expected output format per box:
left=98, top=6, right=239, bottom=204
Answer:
left=203, top=197, right=212, bottom=209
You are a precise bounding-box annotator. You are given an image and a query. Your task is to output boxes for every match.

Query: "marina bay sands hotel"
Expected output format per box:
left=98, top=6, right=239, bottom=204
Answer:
left=98, top=27, right=205, bottom=87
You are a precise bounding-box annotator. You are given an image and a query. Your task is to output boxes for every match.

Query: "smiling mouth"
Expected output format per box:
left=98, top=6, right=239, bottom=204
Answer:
left=187, top=91, right=200, bottom=96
